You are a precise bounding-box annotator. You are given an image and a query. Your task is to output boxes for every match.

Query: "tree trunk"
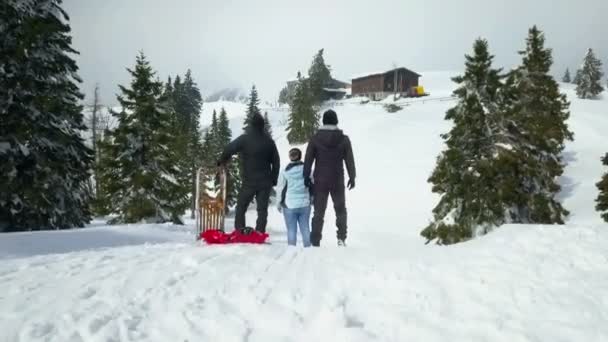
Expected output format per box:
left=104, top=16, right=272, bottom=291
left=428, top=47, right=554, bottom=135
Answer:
left=91, top=84, right=101, bottom=198
left=191, top=167, right=197, bottom=219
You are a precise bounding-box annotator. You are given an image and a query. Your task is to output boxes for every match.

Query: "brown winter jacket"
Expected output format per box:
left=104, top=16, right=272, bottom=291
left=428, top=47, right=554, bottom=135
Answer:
left=303, top=125, right=356, bottom=187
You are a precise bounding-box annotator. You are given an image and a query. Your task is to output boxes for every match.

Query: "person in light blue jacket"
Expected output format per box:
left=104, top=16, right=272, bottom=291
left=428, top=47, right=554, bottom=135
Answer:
left=277, top=148, right=312, bottom=247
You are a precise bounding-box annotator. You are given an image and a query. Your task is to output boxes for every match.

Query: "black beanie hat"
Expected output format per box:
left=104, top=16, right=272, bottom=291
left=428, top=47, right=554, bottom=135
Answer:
left=251, top=113, right=265, bottom=131
left=322, top=110, right=338, bottom=125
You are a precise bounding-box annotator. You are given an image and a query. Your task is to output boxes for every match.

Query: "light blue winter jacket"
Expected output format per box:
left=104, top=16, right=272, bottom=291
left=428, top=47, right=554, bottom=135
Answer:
left=277, top=162, right=311, bottom=210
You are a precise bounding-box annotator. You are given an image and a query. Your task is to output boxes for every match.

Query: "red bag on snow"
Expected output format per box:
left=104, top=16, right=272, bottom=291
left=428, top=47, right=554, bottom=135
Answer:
left=200, top=229, right=269, bottom=244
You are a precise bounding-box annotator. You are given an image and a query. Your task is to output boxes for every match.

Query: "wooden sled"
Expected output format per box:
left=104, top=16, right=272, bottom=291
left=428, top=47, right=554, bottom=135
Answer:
left=195, top=167, right=227, bottom=239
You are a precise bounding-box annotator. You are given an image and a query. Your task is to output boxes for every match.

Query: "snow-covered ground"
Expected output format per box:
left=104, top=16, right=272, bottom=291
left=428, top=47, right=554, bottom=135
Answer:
left=1, top=73, right=607, bottom=342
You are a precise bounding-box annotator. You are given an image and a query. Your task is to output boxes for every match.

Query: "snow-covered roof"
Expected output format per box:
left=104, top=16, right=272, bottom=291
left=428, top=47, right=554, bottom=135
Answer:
left=323, top=88, right=352, bottom=95
left=351, top=67, right=421, bottom=80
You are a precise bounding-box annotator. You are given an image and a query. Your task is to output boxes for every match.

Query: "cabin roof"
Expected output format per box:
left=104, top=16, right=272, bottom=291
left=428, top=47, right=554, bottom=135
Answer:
left=352, top=67, right=421, bottom=81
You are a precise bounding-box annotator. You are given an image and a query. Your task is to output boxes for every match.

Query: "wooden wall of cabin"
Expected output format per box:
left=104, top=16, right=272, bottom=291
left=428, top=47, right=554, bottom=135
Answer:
left=352, top=75, right=384, bottom=94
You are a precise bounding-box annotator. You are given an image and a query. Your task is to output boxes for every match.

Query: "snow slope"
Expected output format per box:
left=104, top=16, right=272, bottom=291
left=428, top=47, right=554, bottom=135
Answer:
left=1, top=73, right=607, bottom=342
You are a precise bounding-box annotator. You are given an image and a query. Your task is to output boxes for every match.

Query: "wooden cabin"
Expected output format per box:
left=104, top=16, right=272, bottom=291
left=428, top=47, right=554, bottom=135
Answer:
left=351, top=67, right=421, bottom=100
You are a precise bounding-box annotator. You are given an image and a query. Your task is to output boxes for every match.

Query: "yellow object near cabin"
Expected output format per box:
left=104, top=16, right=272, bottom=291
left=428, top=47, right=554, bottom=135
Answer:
left=415, top=86, right=425, bottom=95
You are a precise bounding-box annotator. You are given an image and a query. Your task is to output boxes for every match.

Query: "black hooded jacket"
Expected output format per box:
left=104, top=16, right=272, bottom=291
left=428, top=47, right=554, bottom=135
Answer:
left=219, top=128, right=280, bottom=188
left=304, top=126, right=356, bottom=186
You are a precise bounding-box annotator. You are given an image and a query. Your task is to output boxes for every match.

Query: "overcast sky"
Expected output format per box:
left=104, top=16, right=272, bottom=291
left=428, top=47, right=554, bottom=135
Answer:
left=64, top=0, right=607, bottom=105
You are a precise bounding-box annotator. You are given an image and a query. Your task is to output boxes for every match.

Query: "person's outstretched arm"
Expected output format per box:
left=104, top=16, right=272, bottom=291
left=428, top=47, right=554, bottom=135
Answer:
left=270, top=141, right=280, bottom=186
left=218, top=135, right=244, bottom=165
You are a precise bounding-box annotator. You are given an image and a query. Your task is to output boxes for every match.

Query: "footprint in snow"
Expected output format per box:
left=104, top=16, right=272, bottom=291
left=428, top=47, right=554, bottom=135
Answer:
left=79, top=287, right=97, bottom=300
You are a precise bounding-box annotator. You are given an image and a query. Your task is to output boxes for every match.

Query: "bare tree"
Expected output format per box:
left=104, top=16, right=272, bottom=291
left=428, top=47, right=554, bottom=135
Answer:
left=88, top=84, right=102, bottom=197
left=392, top=62, right=399, bottom=101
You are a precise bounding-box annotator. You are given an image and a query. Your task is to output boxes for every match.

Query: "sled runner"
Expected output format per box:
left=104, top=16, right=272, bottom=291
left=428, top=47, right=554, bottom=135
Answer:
left=195, top=167, right=227, bottom=238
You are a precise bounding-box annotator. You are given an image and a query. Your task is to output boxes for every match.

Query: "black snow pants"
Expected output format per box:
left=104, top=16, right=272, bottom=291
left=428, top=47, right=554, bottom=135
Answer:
left=235, top=184, right=271, bottom=233
left=310, top=182, right=347, bottom=246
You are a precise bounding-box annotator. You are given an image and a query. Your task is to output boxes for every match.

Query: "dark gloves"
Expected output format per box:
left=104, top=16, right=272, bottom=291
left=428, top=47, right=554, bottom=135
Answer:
left=347, top=178, right=355, bottom=190
left=272, top=179, right=278, bottom=187
left=304, top=178, right=312, bottom=188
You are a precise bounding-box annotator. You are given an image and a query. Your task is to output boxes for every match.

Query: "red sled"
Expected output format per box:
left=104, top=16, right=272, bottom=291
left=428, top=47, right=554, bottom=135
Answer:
left=200, top=229, right=269, bottom=244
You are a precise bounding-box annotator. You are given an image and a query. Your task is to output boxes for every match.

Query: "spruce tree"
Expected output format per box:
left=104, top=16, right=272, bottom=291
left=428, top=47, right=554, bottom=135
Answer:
left=164, top=77, right=173, bottom=102
left=94, top=128, right=116, bottom=216
left=218, top=108, right=241, bottom=211
left=1, top=0, right=93, bottom=231
left=210, top=110, right=220, bottom=154
left=171, top=70, right=203, bottom=218
left=421, top=38, right=507, bottom=245
left=308, top=49, right=332, bottom=103
left=508, top=26, right=573, bottom=223
left=264, top=112, right=273, bottom=138
left=596, top=153, right=608, bottom=223
left=562, top=68, right=571, bottom=83
left=243, top=85, right=261, bottom=131
left=199, top=128, right=215, bottom=186
left=102, top=52, right=185, bottom=224
left=287, top=76, right=319, bottom=145
left=575, top=48, right=605, bottom=99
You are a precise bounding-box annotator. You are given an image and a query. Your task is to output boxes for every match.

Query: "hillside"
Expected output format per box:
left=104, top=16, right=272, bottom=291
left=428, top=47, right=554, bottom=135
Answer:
left=1, top=72, right=607, bottom=342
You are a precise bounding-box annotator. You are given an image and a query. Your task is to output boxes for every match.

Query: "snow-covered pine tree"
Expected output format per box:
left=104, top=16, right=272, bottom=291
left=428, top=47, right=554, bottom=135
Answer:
left=164, top=76, right=174, bottom=102
left=102, top=52, right=185, bottom=224
left=199, top=127, right=215, bottom=190
left=287, top=76, right=318, bottom=144
left=209, top=110, right=220, bottom=154
left=562, top=68, right=571, bottom=83
left=508, top=26, right=573, bottom=223
left=0, top=0, right=93, bottom=231
left=421, top=38, right=507, bottom=245
left=243, top=85, right=261, bottom=131
left=596, top=153, right=608, bottom=223
left=218, top=108, right=241, bottom=211
left=93, top=126, right=117, bottom=216
left=308, top=49, right=332, bottom=103
left=575, top=48, right=605, bottom=99
left=172, top=70, right=203, bottom=218
left=264, top=112, right=273, bottom=138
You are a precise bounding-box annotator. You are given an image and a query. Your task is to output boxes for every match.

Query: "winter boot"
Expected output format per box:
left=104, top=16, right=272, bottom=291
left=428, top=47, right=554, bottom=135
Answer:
left=338, top=239, right=346, bottom=247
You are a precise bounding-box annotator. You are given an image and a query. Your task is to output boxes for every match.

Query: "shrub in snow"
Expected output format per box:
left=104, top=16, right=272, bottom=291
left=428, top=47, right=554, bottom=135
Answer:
left=574, top=48, right=604, bottom=99
left=384, top=104, right=403, bottom=113
left=0, top=0, right=93, bottom=231
left=596, top=153, right=608, bottom=223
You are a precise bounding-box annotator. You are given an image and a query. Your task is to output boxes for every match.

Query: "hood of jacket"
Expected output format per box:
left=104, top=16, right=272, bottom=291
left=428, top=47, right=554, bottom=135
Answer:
left=315, top=125, right=345, bottom=148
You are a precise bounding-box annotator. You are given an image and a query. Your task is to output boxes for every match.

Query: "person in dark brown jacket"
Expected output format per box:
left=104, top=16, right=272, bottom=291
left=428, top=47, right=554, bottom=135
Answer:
left=304, top=110, right=356, bottom=247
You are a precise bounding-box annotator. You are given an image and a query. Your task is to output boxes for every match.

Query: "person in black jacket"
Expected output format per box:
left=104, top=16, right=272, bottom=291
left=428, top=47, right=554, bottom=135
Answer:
left=218, top=113, right=280, bottom=233
left=304, top=109, right=356, bottom=247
